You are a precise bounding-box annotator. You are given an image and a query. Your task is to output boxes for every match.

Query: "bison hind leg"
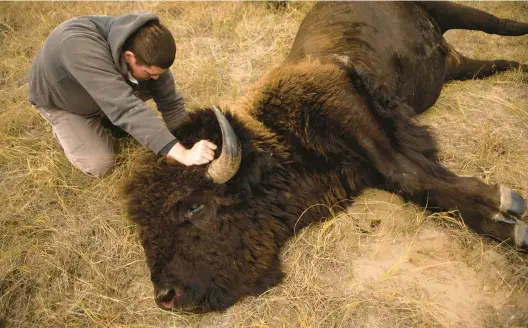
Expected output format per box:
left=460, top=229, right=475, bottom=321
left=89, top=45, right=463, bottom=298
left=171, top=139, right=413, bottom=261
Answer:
left=419, top=1, right=528, bottom=36
left=445, top=47, right=527, bottom=82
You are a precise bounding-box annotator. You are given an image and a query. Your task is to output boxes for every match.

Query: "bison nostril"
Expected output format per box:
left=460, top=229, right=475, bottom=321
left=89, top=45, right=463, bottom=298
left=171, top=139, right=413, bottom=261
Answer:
left=156, top=288, right=175, bottom=309
left=162, top=288, right=175, bottom=302
left=155, top=287, right=183, bottom=310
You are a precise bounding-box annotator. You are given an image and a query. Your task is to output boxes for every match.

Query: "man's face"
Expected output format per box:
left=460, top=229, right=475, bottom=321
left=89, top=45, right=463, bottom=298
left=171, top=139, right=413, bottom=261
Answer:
left=124, top=51, right=167, bottom=81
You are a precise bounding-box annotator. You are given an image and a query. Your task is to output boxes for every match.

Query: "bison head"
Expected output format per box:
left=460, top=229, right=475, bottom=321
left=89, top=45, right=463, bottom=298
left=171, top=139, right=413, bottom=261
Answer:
left=124, top=107, right=289, bottom=313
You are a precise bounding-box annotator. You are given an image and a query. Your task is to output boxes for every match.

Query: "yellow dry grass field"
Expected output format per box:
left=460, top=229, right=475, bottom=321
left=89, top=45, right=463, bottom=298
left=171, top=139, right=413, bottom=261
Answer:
left=1, top=1, right=528, bottom=328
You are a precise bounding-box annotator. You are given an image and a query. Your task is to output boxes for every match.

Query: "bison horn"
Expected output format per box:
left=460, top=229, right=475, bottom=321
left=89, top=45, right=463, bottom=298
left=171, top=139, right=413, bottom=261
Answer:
left=206, top=105, right=242, bottom=184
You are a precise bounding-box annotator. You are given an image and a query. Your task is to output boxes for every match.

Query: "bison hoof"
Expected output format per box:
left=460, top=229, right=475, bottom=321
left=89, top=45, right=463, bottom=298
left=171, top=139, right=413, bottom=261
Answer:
left=517, top=221, right=528, bottom=252
left=508, top=191, right=526, bottom=217
left=500, top=186, right=526, bottom=218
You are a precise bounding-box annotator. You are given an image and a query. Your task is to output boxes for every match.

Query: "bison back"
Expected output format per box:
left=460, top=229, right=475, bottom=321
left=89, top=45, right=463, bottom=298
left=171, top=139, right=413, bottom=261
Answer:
left=286, top=1, right=449, bottom=114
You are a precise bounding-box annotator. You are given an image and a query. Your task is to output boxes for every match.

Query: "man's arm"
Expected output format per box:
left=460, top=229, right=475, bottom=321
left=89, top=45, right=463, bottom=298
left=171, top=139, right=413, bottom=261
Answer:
left=59, top=35, right=176, bottom=155
left=148, top=70, right=190, bottom=131
left=148, top=69, right=218, bottom=165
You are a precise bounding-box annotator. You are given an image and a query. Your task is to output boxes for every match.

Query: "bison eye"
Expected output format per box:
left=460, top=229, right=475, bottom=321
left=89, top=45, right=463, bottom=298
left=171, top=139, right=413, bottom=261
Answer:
left=188, top=203, right=204, bottom=215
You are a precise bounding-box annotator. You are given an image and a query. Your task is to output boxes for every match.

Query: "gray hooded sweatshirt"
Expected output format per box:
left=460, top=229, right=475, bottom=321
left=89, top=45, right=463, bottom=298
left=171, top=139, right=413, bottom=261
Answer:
left=28, top=12, right=188, bottom=155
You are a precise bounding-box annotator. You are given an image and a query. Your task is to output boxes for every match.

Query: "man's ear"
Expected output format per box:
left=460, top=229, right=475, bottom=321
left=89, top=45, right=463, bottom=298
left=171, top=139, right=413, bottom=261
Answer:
left=123, top=50, right=135, bottom=61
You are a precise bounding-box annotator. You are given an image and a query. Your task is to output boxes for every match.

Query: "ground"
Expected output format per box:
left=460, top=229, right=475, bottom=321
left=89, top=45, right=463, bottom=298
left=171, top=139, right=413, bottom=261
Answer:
left=1, top=2, right=527, bottom=327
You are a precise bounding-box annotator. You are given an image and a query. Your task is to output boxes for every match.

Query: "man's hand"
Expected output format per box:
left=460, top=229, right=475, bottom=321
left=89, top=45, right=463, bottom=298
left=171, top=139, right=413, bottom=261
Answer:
left=167, top=140, right=218, bottom=166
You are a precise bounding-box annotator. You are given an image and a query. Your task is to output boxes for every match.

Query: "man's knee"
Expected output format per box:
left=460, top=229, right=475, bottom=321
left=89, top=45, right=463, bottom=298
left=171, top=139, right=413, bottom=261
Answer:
left=71, top=154, right=116, bottom=178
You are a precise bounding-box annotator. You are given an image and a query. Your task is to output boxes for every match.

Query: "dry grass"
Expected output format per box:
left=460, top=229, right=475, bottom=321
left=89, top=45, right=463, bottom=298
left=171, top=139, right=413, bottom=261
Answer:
left=1, top=1, right=528, bottom=327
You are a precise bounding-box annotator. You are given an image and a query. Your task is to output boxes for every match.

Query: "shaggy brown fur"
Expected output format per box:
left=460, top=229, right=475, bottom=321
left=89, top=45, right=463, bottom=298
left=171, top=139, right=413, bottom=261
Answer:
left=124, top=2, right=528, bottom=313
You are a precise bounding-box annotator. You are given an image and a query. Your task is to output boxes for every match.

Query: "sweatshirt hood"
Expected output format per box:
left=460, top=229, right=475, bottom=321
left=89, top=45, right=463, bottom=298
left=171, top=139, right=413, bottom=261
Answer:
left=107, top=12, right=159, bottom=77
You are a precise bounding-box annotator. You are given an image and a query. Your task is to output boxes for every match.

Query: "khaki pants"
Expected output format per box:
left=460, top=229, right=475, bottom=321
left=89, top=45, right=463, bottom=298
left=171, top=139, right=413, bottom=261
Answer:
left=33, top=104, right=116, bottom=178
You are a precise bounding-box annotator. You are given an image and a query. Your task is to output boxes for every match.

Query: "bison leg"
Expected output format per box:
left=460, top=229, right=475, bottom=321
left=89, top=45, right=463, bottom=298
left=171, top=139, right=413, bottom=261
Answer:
left=342, top=113, right=528, bottom=249
left=344, top=68, right=528, bottom=249
left=419, top=1, right=528, bottom=35
left=399, top=180, right=528, bottom=250
left=371, top=131, right=528, bottom=249
left=445, top=48, right=527, bottom=81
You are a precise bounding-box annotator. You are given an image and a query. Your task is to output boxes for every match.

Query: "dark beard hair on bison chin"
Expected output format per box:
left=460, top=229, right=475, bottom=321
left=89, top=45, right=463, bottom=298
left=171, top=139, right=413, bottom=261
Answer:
left=159, top=254, right=286, bottom=313
left=162, top=284, right=253, bottom=314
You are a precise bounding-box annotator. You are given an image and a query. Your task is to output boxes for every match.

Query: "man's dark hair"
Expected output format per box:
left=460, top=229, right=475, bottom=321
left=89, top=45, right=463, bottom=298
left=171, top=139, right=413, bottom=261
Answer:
left=123, top=20, right=176, bottom=69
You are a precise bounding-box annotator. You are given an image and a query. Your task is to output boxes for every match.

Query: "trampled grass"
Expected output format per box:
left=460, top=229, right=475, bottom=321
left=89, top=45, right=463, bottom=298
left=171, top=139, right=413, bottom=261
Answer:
left=1, top=2, right=527, bottom=327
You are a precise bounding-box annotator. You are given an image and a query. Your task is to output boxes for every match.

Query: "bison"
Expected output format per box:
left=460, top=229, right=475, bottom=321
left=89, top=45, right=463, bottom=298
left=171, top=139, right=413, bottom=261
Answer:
left=123, top=1, right=528, bottom=313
